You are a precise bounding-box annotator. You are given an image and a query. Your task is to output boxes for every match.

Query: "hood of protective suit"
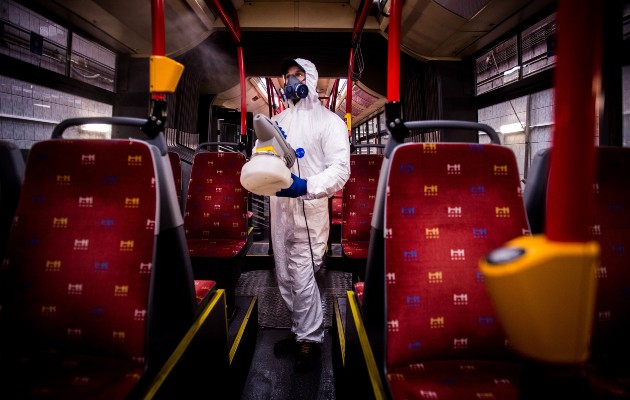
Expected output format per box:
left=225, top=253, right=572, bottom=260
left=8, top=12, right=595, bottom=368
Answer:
left=291, top=58, right=319, bottom=104
left=271, top=56, right=350, bottom=199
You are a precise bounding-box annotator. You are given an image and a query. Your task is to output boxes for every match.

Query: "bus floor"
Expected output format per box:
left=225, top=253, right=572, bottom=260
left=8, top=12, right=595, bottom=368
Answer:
left=240, top=327, right=337, bottom=400
left=235, top=241, right=347, bottom=399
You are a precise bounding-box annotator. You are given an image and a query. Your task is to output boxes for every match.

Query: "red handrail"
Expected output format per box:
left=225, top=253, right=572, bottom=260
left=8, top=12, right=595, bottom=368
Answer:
left=150, top=0, right=165, bottom=56
left=546, top=0, right=601, bottom=242
left=238, top=46, right=246, bottom=136
left=266, top=77, right=274, bottom=118
left=386, top=0, right=402, bottom=102
left=150, top=0, right=166, bottom=101
left=209, top=0, right=240, bottom=42
left=328, top=78, right=339, bottom=110
left=346, top=47, right=354, bottom=129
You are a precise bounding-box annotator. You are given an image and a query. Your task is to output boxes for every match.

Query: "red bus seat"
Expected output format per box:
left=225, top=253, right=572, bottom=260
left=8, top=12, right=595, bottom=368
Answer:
left=587, top=147, right=630, bottom=397
left=382, top=143, right=530, bottom=399
left=526, top=147, right=630, bottom=397
left=326, top=189, right=343, bottom=257
left=341, top=153, right=383, bottom=281
left=0, top=137, right=226, bottom=397
left=349, top=143, right=530, bottom=399
left=184, top=149, right=252, bottom=316
left=0, top=139, right=164, bottom=397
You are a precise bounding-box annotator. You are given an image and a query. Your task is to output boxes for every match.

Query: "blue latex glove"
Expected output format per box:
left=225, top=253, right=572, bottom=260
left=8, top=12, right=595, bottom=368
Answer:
left=276, top=173, right=307, bottom=198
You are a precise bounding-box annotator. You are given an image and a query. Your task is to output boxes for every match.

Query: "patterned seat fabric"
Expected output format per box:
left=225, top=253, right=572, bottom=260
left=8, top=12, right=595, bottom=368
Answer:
left=194, top=279, right=217, bottom=304
left=342, top=154, right=383, bottom=260
left=0, top=140, right=158, bottom=398
left=384, top=143, right=530, bottom=399
left=586, top=147, right=630, bottom=396
left=184, top=150, right=250, bottom=314
left=184, top=151, right=249, bottom=258
left=152, top=147, right=214, bottom=311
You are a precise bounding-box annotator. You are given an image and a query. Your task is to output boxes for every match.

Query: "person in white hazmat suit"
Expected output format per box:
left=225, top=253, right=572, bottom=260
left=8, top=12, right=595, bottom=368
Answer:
left=269, top=57, right=350, bottom=372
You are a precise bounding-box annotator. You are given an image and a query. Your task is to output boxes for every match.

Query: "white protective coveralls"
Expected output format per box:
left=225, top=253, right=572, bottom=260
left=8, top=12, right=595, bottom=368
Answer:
left=270, top=58, right=350, bottom=343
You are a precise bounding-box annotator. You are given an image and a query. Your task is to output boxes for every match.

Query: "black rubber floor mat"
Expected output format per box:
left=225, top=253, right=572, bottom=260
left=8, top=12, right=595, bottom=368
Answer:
left=240, top=328, right=336, bottom=400
left=236, top=269, right=351, bottom=328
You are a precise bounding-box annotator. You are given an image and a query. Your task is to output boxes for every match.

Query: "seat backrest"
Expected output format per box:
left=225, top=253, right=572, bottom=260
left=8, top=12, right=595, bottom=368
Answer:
left=341, top=154, right=384, bottom=259
left=0, top=140, right=25, bottom=260
left=522, top=146, right=630, bottom=361
left=522, top=147, right=551, bottom=234
left=168, top=150, right=183, bottom=206
left=587, top=147, right=630, bottom=361
left=148, top=144, right=200, bottom=350
left=384, top=143, right=530, bottom=368
left=184, top=151, right=248, bottom=246
left=0, top=139, right=157, bottom=363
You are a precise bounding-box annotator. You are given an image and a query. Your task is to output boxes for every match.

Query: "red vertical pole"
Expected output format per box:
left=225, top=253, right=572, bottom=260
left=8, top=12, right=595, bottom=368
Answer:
left=328, top=78, right=339, bottom=110
left=345, top=0, right=373, bottom=136
left=150, top=0, right=166, bottom=101
left=266, top=78, right=273, bottom=118
left=238, top=46, right=247, bottom=137
left=546, top=0, right=601, bottom=242
left=207, top=1, right=246, bottom=136
left=346, top=48, right=354, bottom=136
left=151, top=0, right=165, bottom=56
left=387, top=0, right=402, bottom=102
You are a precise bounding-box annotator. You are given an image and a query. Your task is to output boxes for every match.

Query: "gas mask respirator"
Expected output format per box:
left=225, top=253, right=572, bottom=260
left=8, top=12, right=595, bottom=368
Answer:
left=284, top=74, right=309, bottom=100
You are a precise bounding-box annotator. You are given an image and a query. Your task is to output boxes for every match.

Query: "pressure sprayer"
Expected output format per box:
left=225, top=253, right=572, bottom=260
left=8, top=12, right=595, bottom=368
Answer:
left=240, top=114, right=296, bottom=196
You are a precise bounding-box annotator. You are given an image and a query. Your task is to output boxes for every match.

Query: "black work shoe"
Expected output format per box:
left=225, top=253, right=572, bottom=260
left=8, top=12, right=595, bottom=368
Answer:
left=273, top=333, right=298, bottom=356
left=294, top=341, right=321, bottom=373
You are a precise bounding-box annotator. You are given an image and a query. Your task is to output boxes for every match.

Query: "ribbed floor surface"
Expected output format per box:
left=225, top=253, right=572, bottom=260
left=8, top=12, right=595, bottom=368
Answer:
left=235, top=268, right=351, bottom=328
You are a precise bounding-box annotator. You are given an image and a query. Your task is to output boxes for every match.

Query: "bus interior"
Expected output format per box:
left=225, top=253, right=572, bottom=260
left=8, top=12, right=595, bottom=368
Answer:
left=1, top=0, right=629, bottom=399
